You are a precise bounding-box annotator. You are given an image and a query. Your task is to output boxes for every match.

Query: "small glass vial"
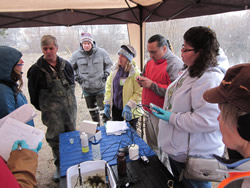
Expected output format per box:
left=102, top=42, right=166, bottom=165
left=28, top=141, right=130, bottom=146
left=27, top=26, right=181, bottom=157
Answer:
left=80, top=132, right=89, bottom=153
left=92, top=141, right=101, bottom=160
left=117, top=151, right=126, bottom=176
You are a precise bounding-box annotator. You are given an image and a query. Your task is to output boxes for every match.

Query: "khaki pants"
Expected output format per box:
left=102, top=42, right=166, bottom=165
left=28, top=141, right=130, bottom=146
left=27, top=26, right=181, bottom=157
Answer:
left=145, top=113, right=160, bottom=156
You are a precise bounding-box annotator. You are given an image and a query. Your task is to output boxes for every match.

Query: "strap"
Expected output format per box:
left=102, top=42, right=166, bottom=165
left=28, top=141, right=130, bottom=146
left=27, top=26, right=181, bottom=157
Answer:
left=186, top=107, right=194, bottom=158
left=35, top=59, right=70, bottom=91
left=58, top=60, right=70, bottom=89
left=187, top=133, right=190, bottom=158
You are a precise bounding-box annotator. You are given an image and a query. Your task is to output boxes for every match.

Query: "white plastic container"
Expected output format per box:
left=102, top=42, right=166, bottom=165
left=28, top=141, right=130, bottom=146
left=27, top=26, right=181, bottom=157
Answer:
left=129, top=144, right=139, bottom=160
left=92, top=141, right=101, bottom=160
left=80, top=132, right=89, bottom=153
left=66, top=160, right=116, bottom=188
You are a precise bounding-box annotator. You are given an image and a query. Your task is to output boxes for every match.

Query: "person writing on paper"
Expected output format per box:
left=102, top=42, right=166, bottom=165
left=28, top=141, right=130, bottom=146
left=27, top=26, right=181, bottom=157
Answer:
left=104, top=45, right=142, bottom=129
left=152, top=26, right=228, bottom=187
left=0, top=140, right=42, bottom=188
left=0, top=46, right=34, bottom=126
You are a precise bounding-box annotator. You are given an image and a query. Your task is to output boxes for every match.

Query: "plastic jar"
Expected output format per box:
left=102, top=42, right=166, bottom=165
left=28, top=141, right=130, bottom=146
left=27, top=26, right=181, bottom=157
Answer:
left=80, top=132, right=89, bottom=153
left=92, top=141, right=101, bottom=160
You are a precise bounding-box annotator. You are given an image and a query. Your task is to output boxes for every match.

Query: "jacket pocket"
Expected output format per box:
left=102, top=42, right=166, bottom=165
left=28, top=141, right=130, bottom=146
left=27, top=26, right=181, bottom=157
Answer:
left=93, top=58, right=103, bottom=73
left=171, top=126, right=188, bottom=152
left=78, top=58, right=88, bottom=74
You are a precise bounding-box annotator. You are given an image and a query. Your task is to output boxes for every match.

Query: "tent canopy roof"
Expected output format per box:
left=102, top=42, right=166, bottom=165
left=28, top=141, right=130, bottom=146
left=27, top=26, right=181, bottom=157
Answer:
left=0, top=0, right=249, bottom=28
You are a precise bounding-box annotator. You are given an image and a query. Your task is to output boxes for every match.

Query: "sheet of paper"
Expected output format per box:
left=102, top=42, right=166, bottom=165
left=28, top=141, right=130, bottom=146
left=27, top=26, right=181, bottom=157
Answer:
left=0, top=117, right=44, bottom=160
left=0, top=104, right=37, bottom=127
left=105, top=120, right=128, bottom=135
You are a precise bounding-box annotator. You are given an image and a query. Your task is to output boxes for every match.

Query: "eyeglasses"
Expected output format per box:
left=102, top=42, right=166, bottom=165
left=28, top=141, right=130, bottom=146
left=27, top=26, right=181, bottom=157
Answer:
left=182, top=44, right=195, bottom=53
left=16, top=59, right=24, bottom=66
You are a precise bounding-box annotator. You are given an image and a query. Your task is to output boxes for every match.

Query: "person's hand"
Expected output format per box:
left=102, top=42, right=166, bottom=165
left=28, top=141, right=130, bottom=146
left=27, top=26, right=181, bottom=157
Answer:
left=104, top=104, right=111, bottom=119
left=12, top=140, right=42, bottom=153
left=122, top=105, right=132, bottom=121
left=72, top=63, right=78, bottom=70
left=102, top=72, right=109, bottom=82
left=32, top=142, right=43, bottom=153
left=152, top=106, right=171, bottom=122
left=136, top=76, right=152, bottom=88
left=75, top=75, right=82, bottom=84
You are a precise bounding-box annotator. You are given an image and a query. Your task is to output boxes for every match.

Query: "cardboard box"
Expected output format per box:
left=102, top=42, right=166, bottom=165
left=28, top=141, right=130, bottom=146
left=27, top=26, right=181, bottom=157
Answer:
left=79, top=120, right=102, bottom=142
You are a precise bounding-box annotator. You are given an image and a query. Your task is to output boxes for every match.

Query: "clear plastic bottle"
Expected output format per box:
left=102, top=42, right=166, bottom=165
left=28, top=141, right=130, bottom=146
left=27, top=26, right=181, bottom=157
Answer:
left=92, top=141, right=101, bottom=160
left=80, top=132, right=89, bottom=153
left=117, top=151, right=126, bottom=176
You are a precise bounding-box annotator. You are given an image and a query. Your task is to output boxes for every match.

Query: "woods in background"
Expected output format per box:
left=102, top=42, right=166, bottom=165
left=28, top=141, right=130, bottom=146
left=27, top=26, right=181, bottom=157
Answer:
left=0, top=10, right=249, bottom=66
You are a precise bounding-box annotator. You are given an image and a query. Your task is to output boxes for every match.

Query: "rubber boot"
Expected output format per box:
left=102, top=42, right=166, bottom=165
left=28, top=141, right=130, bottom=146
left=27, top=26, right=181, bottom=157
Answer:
left=102, top=113, right=110, bottom=124
left=90, top=110, right=100, bottom=126
left=51, top=147, right=60, bottom=182
left=53, top=165, right=60, bottom=182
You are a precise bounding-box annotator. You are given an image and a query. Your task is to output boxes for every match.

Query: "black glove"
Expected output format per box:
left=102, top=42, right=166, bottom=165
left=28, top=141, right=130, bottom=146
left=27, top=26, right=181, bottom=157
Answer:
left=73, top=63, right=78, bottom=70
left=102, top=72, right=109, bottom=82
left=75, top=75, right=82, bottom=84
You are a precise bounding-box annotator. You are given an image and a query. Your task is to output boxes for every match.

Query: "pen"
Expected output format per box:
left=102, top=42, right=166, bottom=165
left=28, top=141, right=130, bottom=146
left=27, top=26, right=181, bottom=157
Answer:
left=18, top=143, right=22, bottom=150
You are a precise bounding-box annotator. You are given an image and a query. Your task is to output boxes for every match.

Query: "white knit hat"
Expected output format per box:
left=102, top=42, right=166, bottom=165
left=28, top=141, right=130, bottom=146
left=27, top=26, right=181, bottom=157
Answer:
left=80, top=32, right=93, bottom=45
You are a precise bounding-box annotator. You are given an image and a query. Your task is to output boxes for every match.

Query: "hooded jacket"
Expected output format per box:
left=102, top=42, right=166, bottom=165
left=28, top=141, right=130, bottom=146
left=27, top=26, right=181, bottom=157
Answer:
left=69, top=42, right=113, bottom=94
left=0, top=46, right=34, bottom=126
left=158, top=51, right=229, bottom=162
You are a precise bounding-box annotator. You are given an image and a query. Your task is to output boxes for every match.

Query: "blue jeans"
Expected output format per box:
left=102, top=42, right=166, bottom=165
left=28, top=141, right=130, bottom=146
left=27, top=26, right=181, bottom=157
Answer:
left=169, top=157, right=211, bottom=188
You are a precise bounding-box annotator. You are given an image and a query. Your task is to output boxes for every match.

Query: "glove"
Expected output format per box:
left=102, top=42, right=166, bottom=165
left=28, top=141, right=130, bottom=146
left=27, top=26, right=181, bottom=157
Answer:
left=12, top=140, right=43, bottom=153
left=75, top=75, right=82, bottom=84
left=102, top=73, right=109, bottom=82
left=72, top=63, right=78, bottom=70
left=104, top=104, right=111, bottom=119
left=152, top=106, right=172, bottom=122
left=122, top=105, right=132, bottom=121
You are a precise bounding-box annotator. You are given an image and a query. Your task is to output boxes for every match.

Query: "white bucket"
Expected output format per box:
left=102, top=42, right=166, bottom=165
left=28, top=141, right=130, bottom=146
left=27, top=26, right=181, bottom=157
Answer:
left=66, top=160, right=116, bottom=188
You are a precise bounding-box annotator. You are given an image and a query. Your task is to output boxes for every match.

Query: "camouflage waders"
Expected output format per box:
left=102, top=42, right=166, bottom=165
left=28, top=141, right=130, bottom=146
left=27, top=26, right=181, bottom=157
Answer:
left=37, top=61, right=77, bottom=171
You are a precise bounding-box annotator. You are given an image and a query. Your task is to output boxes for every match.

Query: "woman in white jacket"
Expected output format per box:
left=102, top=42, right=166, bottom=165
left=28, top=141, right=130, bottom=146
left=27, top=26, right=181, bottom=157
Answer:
left=153, top=26, right=227, bottom=188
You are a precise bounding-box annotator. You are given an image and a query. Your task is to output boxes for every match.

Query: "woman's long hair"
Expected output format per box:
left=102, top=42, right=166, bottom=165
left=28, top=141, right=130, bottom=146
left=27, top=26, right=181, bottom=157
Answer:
left=11, top=68, right=23, bottom=92
left=121, top=61, right=132, bottom=72
left=184, top=26, right=220, bottom=78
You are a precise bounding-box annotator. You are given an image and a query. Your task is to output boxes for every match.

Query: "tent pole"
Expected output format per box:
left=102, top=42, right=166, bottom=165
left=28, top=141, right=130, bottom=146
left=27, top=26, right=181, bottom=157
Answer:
left=139, top=5, right=144, bottom=138
left=139, top=5, right=143, bottom=72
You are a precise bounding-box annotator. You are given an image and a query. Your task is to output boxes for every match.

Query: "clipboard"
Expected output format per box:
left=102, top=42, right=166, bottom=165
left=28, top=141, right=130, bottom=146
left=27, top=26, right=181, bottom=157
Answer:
left=0, top=117, right=44, bottom=160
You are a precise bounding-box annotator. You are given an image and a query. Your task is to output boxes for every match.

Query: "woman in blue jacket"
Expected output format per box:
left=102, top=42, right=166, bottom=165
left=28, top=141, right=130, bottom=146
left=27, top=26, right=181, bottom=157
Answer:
left=0, top=46, right=34, bottom=126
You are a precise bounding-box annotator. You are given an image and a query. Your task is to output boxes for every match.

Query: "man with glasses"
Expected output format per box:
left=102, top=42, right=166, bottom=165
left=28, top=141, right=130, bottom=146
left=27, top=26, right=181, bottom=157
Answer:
left=137, top=34, right=183, bottom=156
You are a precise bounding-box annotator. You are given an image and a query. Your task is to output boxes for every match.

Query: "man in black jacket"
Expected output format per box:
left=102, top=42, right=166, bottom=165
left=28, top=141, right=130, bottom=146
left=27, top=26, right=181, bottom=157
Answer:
left=27, top=35, right=77, bottom=182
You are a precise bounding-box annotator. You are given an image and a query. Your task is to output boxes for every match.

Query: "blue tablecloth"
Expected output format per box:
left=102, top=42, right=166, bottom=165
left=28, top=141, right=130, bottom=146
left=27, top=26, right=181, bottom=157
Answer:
left=59, top=125, right=155, bottom=177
